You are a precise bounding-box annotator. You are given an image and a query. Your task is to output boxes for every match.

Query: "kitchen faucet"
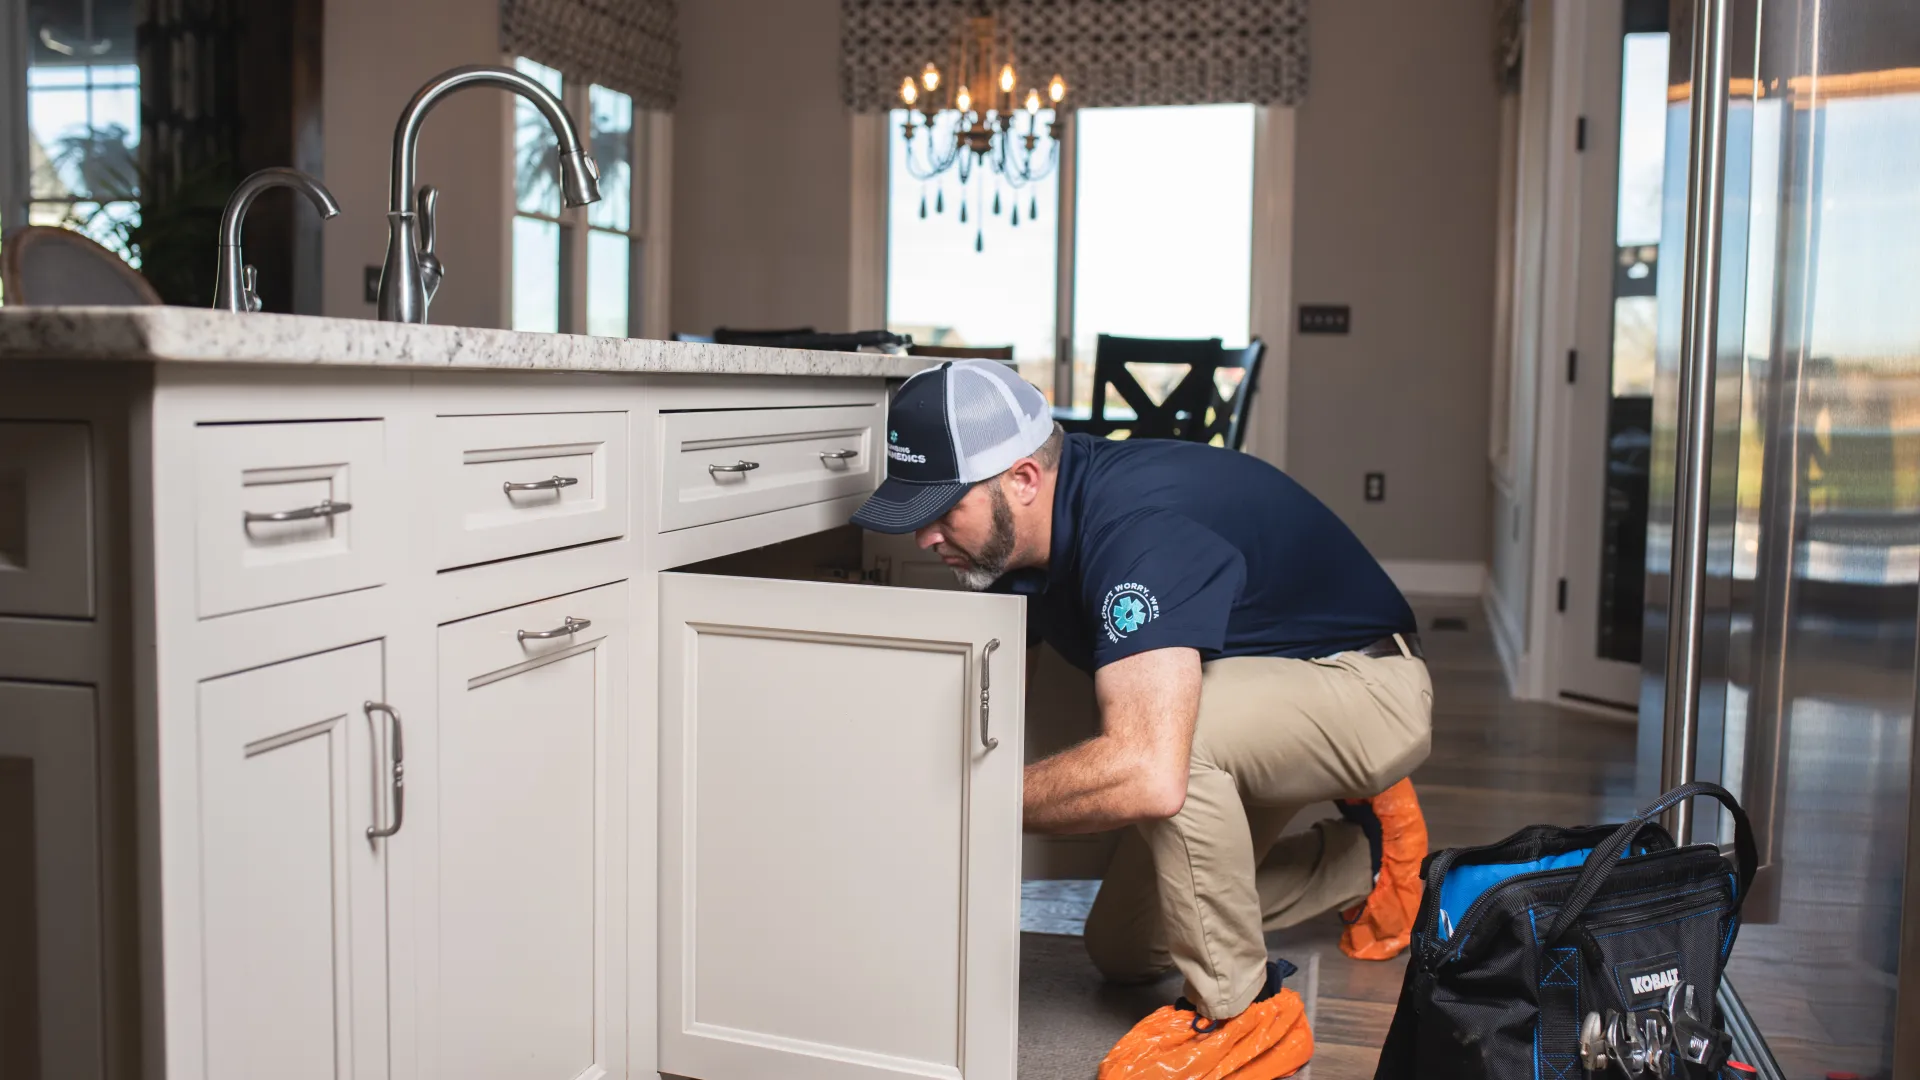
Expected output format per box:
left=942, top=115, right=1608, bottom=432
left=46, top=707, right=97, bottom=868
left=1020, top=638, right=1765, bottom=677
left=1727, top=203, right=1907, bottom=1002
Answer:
left=213, top=168, right=341, bottom=313
left=378, top=64, right=601, bottom=324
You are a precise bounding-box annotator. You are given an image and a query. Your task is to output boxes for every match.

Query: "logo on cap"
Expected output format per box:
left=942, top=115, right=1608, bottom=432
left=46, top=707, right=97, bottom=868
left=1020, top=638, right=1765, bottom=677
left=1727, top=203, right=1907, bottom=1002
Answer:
left=1101, top=583, right=1160, bottom=642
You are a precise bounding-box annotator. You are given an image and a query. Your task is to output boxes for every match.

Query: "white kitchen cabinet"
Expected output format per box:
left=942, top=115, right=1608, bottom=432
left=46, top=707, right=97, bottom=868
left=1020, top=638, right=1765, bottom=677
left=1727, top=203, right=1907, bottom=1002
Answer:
left=0, top=680, right=103, bottom=1080
left=656, top=572, right=1024, bottom=1080
left=194, top=641, right=390, bottom=1080
left=410, top=581, right=628, bottom=1080
left=0, top=315, right=927, bottom=1080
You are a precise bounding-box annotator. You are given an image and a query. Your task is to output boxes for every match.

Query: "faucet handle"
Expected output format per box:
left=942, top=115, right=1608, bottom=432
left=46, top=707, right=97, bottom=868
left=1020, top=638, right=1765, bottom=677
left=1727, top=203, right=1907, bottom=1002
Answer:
left=415, top=185, right=439, bottom=254
left=242, top=264, right=263, bottom=312
left=415, top=185, right=444, bottom=303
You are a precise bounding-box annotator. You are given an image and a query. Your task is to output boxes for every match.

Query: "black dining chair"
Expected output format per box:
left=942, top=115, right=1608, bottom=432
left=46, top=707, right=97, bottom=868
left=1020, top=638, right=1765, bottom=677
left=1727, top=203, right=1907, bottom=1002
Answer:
left=1066, top=334, right=1225, bottom=441
left=1193, top=338, right=1266, bottom=450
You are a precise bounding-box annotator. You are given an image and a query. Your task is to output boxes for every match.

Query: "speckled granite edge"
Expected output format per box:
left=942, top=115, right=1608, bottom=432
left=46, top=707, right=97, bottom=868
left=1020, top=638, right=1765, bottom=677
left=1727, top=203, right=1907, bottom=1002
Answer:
left=0, top=307, right=931, bottom=379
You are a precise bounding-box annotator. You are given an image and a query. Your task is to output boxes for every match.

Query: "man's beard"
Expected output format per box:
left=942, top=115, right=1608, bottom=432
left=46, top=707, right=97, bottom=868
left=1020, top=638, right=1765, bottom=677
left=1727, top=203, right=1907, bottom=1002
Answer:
left=942, top=482, right=1017, bottom=591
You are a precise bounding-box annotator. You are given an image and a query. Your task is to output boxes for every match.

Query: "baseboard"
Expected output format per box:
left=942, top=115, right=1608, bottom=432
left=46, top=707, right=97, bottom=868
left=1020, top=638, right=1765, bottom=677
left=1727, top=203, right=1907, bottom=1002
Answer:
left=1483, top=585, right=1524, bottom=693
left=1379, top=559, right=1487, bottom=598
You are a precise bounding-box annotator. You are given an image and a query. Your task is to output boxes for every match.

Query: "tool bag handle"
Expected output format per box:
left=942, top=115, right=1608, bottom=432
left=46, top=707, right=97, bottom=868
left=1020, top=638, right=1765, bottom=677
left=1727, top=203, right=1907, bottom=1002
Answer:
left=1544, top=781, right=1757, bottom=947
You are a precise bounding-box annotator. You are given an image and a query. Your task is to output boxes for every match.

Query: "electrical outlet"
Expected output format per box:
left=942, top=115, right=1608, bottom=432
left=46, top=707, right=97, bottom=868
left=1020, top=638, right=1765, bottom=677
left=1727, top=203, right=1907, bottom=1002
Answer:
left=1364, top=472, right=1386, bottom=502
left=364, top=266, right=381, bottom=305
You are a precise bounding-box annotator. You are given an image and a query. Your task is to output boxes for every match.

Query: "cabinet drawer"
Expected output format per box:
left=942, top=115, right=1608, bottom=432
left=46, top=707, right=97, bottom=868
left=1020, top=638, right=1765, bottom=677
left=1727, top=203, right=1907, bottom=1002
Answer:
left=433, top=412, right=628, bottom=570
left=195, top=420, right=391, bottom=618
left=0, top=421, right=93, bottom=618
left=658, top=404, right=880, bottom=533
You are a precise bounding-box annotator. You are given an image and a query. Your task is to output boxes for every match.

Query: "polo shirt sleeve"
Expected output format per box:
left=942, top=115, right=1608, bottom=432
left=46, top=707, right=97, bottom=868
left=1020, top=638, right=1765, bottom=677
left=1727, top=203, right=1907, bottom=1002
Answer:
left=1079, top=509, right=1247, bottom=669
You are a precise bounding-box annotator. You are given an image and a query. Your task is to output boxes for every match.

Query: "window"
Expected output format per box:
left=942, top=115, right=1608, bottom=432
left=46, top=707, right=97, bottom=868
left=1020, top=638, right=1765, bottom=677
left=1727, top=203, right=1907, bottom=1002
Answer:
left=884, top=108, right=1061, bottom=394
left=883, top=103, right=1258, bottom=407
left=14, top=0, right=142, bottom=265
left=1070, top=104, right=1256, bottom=412
left=510, top=58, right=646, bottom=336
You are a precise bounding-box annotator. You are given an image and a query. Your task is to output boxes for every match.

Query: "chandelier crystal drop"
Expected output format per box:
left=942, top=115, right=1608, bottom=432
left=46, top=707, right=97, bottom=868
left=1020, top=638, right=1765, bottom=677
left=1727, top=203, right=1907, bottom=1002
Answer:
left=898, top=11, right=1065, bottom=252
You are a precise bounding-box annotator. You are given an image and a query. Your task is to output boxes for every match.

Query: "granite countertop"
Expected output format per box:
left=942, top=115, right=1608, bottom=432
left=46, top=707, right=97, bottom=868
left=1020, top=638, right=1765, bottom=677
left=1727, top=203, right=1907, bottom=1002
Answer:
left=0, top=307, right=931, bottom=379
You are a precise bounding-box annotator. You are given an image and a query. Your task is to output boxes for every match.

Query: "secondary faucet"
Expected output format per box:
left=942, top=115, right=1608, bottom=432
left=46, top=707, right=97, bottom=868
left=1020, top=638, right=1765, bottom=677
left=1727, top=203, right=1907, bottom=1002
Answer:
left=378, top=64, right=602, bottom=324
left=213, top=167, right=340, bottom=312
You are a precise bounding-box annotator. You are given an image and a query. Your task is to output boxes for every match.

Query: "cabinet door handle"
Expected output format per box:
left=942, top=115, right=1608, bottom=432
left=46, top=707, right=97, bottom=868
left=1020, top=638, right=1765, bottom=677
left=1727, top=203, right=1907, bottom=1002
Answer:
left=979, top=638, right=1000, bottom=751
left=364, top=702, right=405, bottom=840
left=708, top=460, right=760, bottom=476
left=518, top=615, right=591, bottom=642
left=244, top=498, right=351, bottom=524
left=819, top=449, right=858, bottom=462
left=502, top=474, right=579, bottom=493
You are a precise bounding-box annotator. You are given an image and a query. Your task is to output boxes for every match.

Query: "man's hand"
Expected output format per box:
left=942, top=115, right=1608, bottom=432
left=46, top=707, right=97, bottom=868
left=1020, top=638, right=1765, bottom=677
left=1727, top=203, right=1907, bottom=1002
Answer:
left=1023, top=647, right=1201, bottom=834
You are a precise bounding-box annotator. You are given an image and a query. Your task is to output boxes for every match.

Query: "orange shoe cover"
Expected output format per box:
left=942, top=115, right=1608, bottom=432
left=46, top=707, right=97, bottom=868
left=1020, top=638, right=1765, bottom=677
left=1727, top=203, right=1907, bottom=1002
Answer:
left=1098, top=988, right=1313, bottom=1080
left=1337, top=777, right=1429, bottom=962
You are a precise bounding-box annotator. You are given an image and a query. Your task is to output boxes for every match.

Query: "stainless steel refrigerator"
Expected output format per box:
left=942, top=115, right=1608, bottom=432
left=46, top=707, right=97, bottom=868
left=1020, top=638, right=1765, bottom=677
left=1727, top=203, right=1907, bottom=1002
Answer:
left=1641, top=0, right=1920, bottom=1076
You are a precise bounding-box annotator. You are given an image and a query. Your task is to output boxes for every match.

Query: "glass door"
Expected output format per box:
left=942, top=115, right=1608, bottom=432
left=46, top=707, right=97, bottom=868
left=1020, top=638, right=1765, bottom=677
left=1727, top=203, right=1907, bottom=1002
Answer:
left=1562, top=0, right=1672, bottom=707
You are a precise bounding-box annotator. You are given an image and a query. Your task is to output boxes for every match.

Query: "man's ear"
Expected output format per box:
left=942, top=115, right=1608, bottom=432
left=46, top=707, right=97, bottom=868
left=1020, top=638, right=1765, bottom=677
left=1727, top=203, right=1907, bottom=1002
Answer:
left=1004, top=457, right=1045, bottom=506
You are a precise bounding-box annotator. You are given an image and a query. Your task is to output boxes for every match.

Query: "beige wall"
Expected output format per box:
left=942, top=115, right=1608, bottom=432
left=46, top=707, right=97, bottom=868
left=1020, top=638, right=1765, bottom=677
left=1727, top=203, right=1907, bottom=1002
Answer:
left=322, top=0, right=510, bottom=329
left=1284, top=0, right=1501, bottom=565
left=670, top=0, right=853, bottom=337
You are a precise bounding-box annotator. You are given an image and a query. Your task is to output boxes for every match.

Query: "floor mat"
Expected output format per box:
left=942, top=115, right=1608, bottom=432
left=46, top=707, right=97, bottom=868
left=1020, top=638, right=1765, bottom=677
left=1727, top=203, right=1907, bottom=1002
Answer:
left=1022, top=878, right=1104, bottom=935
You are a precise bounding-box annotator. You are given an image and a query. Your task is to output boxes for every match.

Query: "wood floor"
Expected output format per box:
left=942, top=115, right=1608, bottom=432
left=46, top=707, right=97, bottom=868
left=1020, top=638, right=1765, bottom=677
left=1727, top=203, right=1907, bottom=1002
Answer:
left=1016, top=599, right=1643, bottom=1079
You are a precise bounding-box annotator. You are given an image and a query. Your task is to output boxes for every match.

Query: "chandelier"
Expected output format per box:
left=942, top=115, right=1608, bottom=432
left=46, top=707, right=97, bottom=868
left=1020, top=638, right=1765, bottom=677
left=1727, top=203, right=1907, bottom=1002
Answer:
left=897, top=12, right=1066, bottom=251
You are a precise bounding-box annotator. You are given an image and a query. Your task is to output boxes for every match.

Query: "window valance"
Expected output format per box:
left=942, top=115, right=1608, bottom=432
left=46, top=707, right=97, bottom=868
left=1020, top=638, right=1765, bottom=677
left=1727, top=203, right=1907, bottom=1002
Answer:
left=842, top=0, right=1309, bottom=112
left=502, top=0, right=679, bottom=109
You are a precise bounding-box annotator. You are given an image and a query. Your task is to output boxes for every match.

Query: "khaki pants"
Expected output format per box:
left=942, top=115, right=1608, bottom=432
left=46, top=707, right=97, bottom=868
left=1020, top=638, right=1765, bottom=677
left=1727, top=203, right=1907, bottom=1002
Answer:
left=1082, top=645, right=1434, bottom=1019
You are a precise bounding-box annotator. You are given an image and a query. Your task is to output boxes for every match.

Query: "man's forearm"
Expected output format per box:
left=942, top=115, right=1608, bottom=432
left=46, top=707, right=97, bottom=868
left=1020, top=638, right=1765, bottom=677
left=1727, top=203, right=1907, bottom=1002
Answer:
left=1023, top=647, right=1201, bottom=834
left=1024, top=736, right=1172, bottom=834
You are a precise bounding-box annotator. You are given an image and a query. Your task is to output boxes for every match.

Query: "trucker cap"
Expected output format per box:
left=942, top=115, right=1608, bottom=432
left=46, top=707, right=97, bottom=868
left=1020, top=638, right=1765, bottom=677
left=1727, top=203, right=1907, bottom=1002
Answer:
left=850, top=359, right=1055, bottom=534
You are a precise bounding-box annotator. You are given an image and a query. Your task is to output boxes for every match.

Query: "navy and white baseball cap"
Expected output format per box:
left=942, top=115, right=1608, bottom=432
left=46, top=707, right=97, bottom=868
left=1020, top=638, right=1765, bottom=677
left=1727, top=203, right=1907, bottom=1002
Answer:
left=851, top=359, right=1055, bottom=534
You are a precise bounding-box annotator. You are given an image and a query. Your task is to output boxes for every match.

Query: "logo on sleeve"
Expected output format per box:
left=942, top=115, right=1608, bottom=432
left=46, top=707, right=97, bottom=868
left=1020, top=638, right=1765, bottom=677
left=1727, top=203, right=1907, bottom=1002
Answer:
left=1101, top=583, right=1160, bottom=643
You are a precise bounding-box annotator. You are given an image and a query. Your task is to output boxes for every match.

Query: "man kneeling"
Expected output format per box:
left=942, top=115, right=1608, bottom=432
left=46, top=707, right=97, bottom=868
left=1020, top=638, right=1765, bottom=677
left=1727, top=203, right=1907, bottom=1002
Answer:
left=851, top=361, right=1434, bottom=1079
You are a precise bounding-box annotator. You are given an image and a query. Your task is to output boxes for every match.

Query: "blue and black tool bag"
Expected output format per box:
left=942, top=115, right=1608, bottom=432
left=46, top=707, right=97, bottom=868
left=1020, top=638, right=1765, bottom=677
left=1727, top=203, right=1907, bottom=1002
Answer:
left=1374, top=782, right=1756, bottom=1080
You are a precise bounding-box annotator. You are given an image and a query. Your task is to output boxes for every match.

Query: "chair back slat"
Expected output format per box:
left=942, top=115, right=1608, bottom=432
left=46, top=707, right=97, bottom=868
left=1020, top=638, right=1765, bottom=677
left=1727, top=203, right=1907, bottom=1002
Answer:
left=1084, top=334, right=1225, bottom=441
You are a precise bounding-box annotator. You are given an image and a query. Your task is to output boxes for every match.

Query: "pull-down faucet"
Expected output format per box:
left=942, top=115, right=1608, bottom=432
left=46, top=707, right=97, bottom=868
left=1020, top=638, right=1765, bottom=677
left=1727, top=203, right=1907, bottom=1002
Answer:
left=378, top=64, right=601, bottom=324
left=213, top=167, right=341, bottom=312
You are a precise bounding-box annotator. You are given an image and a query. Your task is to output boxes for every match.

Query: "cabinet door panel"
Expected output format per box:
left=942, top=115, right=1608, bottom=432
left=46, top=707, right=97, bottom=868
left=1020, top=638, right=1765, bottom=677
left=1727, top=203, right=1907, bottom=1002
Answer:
left=658, top=574, right=1024, bottom=1080
left=196, top=642, right=388, bottom=1080
left=420, top=581, right=627, bottom=1080
left=0, top=681, right=101, bottom=1080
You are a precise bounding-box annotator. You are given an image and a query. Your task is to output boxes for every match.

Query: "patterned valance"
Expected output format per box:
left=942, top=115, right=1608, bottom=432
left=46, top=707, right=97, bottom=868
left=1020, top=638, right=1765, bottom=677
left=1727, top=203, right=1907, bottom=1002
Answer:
left=842, top=0, right=1310, bottom=112
left=501, top=0, right=679, bottom=109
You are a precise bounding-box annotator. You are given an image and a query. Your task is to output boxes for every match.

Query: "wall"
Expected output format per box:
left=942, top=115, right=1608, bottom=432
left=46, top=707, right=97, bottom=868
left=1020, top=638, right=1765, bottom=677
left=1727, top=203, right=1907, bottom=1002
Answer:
left=665, top=0, right=1502, bottom=569
left=1284, top=0, right=1501, bottom=567
left=322, top=0, right=510, bottom=329
left=670, top=0, right=853, bottom=337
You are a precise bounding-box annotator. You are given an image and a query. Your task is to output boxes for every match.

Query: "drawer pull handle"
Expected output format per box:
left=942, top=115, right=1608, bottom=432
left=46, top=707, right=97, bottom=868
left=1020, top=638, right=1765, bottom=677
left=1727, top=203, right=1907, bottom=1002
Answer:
left=979, top=638, right=1000, bottom=751
left=518, top=615, right=591, bottom=642
left=819, top=449, right=859, bottom=462
left=364, top=702, right=405, bottom=840
left=244, top=498, right=352, bottom=525
left=708, top=460, right=761, bottom=476
left=502, top=475, right=579, bottom=494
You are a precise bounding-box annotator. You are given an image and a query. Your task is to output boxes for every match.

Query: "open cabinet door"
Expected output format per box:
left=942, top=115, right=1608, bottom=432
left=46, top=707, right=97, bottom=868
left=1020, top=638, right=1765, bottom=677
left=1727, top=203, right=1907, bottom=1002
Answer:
left=659, top=573, right=1024, bottom=1080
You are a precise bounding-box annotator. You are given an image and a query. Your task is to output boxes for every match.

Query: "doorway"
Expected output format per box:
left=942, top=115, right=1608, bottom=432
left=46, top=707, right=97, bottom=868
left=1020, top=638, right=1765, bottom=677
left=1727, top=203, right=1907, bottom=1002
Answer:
left=1559, top=0, right=1670, bottom=708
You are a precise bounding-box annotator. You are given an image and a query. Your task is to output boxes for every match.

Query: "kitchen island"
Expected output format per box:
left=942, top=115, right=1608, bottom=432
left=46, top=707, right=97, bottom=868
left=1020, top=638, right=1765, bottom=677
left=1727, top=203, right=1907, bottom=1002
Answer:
left=0, top=308, right=1026, bottom=1080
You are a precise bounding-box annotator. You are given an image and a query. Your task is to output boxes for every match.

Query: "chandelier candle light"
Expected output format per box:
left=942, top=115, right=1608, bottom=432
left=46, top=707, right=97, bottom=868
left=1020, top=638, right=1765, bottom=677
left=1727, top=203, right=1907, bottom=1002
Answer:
left=899, top=13, right=1066, bottom=251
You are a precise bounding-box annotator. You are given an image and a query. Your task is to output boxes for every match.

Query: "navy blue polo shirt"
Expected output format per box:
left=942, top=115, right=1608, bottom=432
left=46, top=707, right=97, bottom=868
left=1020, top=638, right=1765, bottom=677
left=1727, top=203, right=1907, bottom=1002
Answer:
left=994, top=434, right=1416, bottom=672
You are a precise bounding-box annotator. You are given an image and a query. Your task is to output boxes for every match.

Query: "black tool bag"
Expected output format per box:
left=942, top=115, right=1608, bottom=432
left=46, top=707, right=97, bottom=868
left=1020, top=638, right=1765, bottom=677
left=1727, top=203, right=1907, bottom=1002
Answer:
left=1375, top=782, right=1756, bottom=1080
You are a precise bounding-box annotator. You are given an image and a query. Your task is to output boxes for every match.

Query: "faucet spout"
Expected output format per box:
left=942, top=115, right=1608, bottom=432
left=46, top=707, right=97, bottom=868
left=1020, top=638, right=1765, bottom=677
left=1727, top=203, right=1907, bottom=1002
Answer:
left=378, top=64, right=602, bottom=324
left=213, top=167, right=340, bottom=313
